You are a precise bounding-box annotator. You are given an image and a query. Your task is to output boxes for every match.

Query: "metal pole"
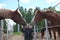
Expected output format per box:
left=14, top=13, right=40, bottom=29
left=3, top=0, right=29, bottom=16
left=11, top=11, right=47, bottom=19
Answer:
left=36, top=26, right=38, bottom=32
left=7, top=26, right=8, bottom=40
left=17, top=0, right=20, bottom=32
left=17, top=0, right=20, bottom=9
left=1, top=20, right=4, bottom=40
left=34, top=25, right=36, bottom=40
left=45, top=19, right=49, bottom=40
left=53, top=2, right=60, bottom=8
left=6, top=19, right=9, bottom=40
left=0, top=21, right=1, bottom=40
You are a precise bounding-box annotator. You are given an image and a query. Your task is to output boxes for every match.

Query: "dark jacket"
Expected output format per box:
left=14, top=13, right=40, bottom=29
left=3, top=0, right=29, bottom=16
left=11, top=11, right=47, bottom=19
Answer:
left=22, top=28, right=33, bottom=38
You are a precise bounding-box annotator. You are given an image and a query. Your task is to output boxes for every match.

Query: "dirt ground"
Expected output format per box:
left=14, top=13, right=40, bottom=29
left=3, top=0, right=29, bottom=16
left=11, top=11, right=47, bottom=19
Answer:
left=9, top=34, right=24, bottom=40
left=9, top=34, right=60, bottom=40
left=3, top=32, right=60, bottom=40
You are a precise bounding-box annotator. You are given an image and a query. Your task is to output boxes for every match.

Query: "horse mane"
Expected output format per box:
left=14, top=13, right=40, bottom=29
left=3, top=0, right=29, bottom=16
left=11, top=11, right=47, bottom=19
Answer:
left=0, top=8, right=14, bottom=12
left=46, top=9, right=57, bottom=14
left=0, top=8, right=18, bottom=20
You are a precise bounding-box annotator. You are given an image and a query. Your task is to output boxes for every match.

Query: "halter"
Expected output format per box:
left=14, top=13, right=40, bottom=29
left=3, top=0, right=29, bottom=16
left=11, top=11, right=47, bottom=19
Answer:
left=17, top=9, right=22, bottom=16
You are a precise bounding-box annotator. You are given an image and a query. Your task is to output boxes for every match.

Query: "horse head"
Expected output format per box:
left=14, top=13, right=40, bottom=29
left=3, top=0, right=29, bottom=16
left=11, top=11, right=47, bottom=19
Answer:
left=11, top=8, right=26, bottom=26
left=31, top=9, right=57, bottom=26
left=31, top=9, right=44, bottom=26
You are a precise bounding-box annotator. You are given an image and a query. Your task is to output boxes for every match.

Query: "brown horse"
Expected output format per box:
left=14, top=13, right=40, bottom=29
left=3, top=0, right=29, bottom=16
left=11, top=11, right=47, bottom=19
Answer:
left=40, top=20, right=60, bottom=39
left=31, top=9, right=60, bottom=40
left=40, top=20, right=52, bottom=39
left=0, top=8, right=26, bottom=26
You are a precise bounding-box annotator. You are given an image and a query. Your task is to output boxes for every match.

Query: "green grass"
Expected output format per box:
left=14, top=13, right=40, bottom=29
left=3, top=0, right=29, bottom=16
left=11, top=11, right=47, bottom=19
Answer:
left=13, top=32, right=23, bottom=35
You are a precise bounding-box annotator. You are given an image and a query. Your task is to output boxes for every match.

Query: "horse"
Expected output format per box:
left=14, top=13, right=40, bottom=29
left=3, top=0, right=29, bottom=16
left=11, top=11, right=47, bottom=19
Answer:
left=40, top=20, right=52, bottom=39
left=0, top=8, right=26, bottom=26
left=31, top=8, right=60, bottom=40
left=40, top=20, right=60, bottom=40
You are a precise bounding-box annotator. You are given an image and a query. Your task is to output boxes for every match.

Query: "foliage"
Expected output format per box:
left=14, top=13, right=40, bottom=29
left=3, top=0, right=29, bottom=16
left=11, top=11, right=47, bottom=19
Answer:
left=48, top=7, right=56, bottom=11
left=26, top=8, right=33, bottom=23
left=19, top=7, right=26, bottom=19
left=19, top=7, right=34, bottom=23
left=37, top=19, right=45, bottom=32
left=13, top=23, right=18, bottom=32
left=56, top=11, right=60, bottom=14
left=47, top=7, right=60, bottom=14
left=3, top=20, right=7, bottom=33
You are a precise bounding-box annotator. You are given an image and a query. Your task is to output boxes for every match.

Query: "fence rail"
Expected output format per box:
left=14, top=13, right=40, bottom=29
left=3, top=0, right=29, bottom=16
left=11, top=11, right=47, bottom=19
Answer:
left=40, top=25, right=60, bottom=29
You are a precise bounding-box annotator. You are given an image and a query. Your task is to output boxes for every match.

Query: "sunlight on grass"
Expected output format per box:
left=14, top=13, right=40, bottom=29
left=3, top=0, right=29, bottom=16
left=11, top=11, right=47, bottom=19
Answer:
left=13, top=32, right=23, bottom=35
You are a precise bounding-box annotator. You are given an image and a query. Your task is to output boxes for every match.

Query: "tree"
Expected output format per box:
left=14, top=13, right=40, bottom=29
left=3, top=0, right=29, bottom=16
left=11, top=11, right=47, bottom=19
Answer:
left=47, top=7, right=60, bottom=14
left=3, top=20, right=7, bottom=33
left=26, top=8, right=33, bottom=23
left=48, top=7, right=56, bottom=11
left=13, top=23, right=18, bottom=32
left=56, top=11, right=60, bottom=14
left=19, top=7, right=27, bottom=19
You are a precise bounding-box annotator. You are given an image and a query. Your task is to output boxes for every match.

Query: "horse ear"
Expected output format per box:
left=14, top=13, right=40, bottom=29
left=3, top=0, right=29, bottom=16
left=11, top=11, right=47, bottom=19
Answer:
left=35, top=10, right=40, bottom=14
left=35, top=10, right=38, bottom=13
left=15, top=8, right=18, bottom=12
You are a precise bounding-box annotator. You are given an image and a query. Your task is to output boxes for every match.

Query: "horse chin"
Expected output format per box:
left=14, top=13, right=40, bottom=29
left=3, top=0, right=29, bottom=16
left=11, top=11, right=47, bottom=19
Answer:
left=23, top=23, right=27, bottom=26
left=21, top=22, right=26, bottom=26
left=31, top=21, right=36, bottom=26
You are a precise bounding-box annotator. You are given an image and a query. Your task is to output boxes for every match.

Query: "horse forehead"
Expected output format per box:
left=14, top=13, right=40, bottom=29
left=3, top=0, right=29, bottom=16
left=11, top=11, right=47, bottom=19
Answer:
left=17, top=9, right=22, bottom=16
left=31, top=15, right=35, bottom=23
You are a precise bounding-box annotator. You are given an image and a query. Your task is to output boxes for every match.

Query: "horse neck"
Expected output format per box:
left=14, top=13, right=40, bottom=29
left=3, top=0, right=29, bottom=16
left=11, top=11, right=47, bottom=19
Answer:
left=0, top=9, right=13, bottom=20
left=47, top=13, right=60, bottom=25
left=45, top=13, right=56, bottom=20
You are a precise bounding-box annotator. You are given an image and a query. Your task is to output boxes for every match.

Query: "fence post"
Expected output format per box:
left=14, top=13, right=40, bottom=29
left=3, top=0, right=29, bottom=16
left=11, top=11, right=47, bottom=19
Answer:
left=34, top=25, right=36, bottom=40
left=0, top=21, right=2, bottom=40
left=45, top=19, right=49, bottom=40
left=1, top=20, right=4, bottom=40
